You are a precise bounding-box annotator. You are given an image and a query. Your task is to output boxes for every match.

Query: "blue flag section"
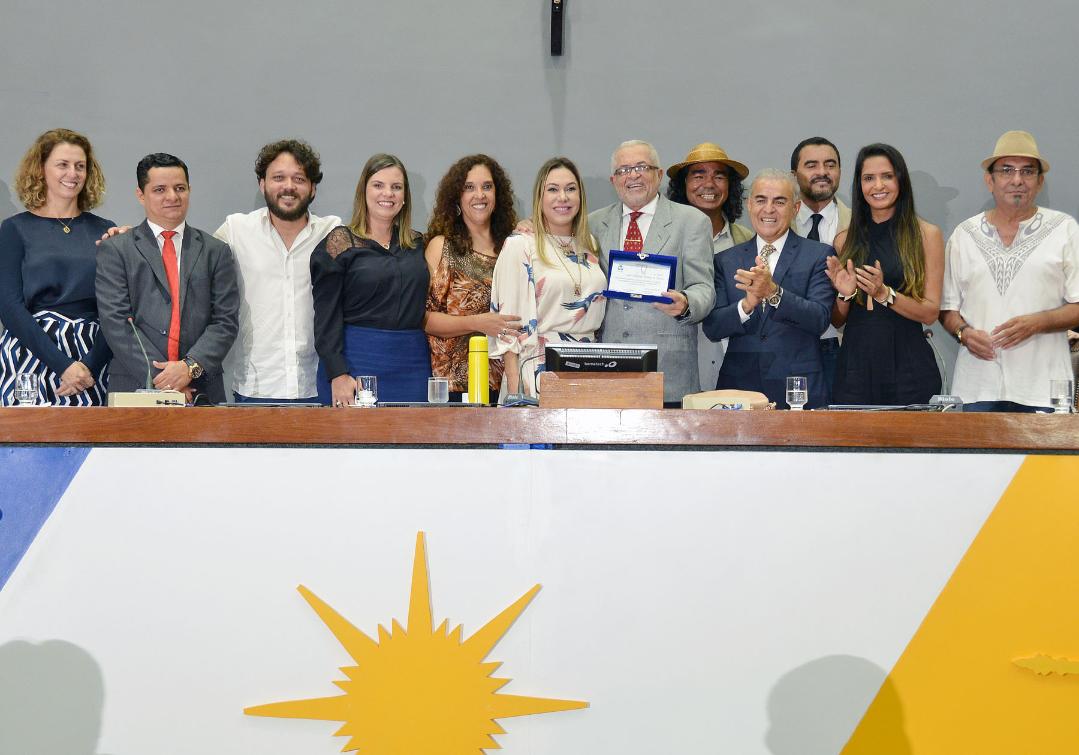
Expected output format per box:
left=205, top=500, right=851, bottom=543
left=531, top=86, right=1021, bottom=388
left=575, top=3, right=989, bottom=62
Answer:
left=0, top=447, right=89, bottom=591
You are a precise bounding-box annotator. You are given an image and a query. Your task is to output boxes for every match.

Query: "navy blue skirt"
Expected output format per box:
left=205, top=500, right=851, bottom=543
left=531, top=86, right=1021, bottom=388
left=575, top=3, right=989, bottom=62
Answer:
left=316, top=326, right=431, bottom=405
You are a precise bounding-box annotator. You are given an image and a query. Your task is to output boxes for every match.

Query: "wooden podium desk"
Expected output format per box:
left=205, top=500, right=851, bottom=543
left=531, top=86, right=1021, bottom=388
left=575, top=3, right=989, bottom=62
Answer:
left=0, top=407, right=1075, bottom=452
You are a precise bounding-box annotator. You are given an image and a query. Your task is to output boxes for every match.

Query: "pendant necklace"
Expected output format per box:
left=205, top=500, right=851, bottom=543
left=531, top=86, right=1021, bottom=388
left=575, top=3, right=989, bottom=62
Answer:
left=553, top=236, right=583, bottom=296
left=57, top=216, right=75, bottom=234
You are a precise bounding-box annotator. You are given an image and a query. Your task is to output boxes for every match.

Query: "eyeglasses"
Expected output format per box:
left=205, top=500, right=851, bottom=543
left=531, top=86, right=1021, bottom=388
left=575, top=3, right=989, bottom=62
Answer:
left=613, top=164, right=659, bottom=177
left=992, top=166, right=1039, bottom=179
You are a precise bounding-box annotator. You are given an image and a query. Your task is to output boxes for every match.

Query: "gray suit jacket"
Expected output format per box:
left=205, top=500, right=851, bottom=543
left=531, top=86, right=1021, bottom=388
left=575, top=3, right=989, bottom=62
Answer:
left=591, top=194, right=715, bottom=402
left=96, top=220, right=239, bottom=402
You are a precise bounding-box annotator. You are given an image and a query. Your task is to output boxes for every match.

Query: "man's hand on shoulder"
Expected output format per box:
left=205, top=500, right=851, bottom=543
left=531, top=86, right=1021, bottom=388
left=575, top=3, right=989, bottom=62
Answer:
left=96, top=225, right=133, bottom=246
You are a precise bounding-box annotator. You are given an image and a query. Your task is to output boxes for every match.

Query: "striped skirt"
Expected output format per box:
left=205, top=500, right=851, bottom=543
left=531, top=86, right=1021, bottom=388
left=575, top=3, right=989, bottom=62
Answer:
left=0, top=310, right=108, bottom=406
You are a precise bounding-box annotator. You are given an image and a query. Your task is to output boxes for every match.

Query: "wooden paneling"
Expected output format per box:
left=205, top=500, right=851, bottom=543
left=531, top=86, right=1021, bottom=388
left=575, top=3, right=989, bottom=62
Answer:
left=0, top=407, right=1076, bottom=451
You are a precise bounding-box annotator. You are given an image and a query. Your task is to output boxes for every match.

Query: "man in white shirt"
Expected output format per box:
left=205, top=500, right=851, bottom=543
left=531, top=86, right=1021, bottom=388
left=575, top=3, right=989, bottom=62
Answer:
left=589, top=140, right=715, bottom=404
left=940, top=130, right=1079, bottom=411
left=215, top=139, right=341, bottom=403
left=789, top=137, right=851, bottom=393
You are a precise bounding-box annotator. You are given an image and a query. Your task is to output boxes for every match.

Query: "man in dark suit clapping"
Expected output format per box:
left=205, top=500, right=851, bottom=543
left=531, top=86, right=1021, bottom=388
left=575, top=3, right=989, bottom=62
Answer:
left=702, top=169, right=834, bottom=408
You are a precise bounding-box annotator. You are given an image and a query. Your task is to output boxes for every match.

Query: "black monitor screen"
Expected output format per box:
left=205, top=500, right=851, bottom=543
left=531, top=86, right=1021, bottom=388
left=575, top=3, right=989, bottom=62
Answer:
left=544, top=343, right=658, bottom=372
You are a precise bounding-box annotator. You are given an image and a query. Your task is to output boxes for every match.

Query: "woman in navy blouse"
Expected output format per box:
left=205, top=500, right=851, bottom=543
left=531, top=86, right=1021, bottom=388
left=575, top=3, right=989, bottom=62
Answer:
left=311, top=154, right=430, bottom=406
left=0, top=129, right=115, bottom=405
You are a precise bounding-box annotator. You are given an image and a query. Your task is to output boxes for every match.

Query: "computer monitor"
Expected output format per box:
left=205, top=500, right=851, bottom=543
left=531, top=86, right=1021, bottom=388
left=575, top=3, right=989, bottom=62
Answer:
left=543, top=342, right=658, bottom=372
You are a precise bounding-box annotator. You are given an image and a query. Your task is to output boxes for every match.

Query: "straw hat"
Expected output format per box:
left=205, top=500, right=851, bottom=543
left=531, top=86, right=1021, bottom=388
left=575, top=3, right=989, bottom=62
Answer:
left=667, top=142, right=749, bottom=180
left=981, top=130, right=1049, bottom=173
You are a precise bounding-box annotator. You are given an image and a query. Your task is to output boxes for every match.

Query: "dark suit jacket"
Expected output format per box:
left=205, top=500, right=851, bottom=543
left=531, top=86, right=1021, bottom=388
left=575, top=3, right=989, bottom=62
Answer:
left=591, top=195, right=715, bottom=402
left=702, top=232, right=834, bottom=408
left=96, top=220, right=239, bottom=402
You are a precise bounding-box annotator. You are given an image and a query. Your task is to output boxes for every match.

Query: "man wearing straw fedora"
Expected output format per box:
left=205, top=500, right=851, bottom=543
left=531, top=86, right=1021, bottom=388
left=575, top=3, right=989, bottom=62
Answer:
left=666, top=142, right=751, bottom=391
left=940, top=130, right=1079, bottom=411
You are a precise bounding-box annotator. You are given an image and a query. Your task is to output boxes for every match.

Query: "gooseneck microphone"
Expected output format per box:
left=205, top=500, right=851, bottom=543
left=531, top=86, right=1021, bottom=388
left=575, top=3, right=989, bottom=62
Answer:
left=128, top=317, right=154, bottom=390
left=924, top=328, right=950, bottom=394
left=503, top=353, right=542, bottom=407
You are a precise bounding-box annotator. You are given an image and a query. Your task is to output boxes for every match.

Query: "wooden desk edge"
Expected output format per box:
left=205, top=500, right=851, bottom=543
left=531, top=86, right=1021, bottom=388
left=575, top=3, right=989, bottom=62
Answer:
left=0, top=407, right=1075, bottom=451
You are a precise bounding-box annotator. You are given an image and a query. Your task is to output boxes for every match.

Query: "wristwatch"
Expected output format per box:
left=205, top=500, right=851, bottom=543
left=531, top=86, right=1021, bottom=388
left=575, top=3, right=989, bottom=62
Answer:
left=765, top=284, right=783, bottom=308
left=955, top=324, right=970, bottom=344
left=675, top=290, right=691, bottom=321
left=183, top=356, right=204, bottom=380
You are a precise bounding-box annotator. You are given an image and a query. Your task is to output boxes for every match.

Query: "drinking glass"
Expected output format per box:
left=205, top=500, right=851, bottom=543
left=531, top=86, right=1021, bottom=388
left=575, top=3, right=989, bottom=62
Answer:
left=427, top=377, right=449, bottom=404
left=1049, top=378, right=1074, bottom=414
left=786, top=376, right=808, bottom=411
left=14, top=372, right=39, bottom=406
left=354, top=375, right=378, bottom=407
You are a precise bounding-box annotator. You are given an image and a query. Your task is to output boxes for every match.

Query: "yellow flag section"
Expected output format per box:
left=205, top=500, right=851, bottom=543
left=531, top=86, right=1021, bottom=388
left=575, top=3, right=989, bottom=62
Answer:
left=845, top=456, right=1079, bottom=754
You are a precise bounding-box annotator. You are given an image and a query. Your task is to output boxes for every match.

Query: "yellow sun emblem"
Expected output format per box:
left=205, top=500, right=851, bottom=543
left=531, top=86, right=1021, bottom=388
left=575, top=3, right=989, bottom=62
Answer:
left=244, top=532, right=588, bottom=753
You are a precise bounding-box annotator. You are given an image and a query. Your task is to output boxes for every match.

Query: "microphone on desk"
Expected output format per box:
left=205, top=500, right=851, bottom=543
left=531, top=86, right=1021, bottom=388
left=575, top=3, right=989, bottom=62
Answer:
left=503, top=353, right=542, bottom=407
left=128, top=317, right=153, bottom=390
left=923, top=327, right=950, bottom=395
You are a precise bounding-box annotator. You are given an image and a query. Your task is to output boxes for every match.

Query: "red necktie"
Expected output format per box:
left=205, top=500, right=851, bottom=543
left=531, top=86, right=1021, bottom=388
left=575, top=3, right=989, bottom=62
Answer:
left=624, top=211, right=644, bottom=252
left=160, top=230, right=181, bottom=361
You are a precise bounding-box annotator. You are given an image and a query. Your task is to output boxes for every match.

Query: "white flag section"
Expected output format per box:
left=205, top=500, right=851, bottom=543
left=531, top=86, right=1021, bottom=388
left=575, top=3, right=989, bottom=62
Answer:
left=0, top=448, right=1022, bottom=755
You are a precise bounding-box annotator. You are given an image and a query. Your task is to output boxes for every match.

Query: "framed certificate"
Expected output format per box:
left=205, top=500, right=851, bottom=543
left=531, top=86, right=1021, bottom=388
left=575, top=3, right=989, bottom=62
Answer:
left=603, top=250, right=677, bottom=304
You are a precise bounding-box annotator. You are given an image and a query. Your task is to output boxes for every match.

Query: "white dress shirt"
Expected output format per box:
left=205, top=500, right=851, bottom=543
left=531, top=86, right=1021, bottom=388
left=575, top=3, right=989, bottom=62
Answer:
left=738, top=232, right=788, bottom=323
left=146, top=220, right=186, bottom=267
left=794, top=200, right=841, bottom=340
left=794, top=199, right=839, bottom=245
left=619, top=194, right=659, bottom=248
left=214, top=208, right=341, bottom=399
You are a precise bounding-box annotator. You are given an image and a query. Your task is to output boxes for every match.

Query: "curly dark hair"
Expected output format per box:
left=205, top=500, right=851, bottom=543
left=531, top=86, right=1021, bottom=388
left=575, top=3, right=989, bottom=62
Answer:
left=666, top=165, right=744, bottom=223
left=254, top=139, right=323, bottom=184
left=426, top=154, right=517, bottom=256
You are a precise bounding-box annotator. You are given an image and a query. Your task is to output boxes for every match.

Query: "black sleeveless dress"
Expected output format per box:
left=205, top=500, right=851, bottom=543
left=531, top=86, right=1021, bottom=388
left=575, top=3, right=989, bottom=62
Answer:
left=832, top=217, right=942, bottom=405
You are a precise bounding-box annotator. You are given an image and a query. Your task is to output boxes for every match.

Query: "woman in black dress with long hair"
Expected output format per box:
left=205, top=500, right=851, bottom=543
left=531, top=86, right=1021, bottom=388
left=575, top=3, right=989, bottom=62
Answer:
left=827, top=143, right=944, bottom=405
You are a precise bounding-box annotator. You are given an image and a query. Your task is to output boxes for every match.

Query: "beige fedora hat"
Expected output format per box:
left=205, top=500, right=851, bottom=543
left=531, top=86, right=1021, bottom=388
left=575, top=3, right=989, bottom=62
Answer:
left=981, top=130, right=1049, bottom=173
left=667, top=142, right=749, bottom=180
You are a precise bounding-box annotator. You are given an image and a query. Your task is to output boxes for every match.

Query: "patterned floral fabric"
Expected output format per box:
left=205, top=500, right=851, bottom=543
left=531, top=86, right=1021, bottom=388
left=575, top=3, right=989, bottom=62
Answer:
left=425, top=239, right=504, bottom=393
left=489, top=233, right=607, bottom=402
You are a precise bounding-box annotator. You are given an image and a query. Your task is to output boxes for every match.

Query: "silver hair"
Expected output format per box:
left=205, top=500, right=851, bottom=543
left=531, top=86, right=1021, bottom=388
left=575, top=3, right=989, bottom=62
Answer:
left=751, top=168, right=800, bottom=200
left=611, top=140, right=661, bottom=174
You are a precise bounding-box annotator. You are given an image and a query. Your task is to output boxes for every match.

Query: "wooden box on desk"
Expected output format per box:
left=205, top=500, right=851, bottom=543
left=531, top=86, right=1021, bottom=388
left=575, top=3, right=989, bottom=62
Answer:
left=539, top=371, right=664, bottom=409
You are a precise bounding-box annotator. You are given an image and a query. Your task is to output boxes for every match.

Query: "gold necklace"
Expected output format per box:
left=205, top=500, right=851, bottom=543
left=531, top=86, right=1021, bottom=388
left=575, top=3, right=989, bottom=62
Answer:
left=552, top=237, right=583, bottom=296
left=57, top=216, right=75, bottom=234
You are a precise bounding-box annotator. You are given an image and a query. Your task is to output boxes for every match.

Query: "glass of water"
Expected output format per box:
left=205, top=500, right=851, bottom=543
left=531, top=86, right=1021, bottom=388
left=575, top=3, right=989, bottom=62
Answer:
left=354, top=375, right=378, bottom=407
left=1049, top=378, right=1074, bottom=414
left=786, top=376, right=808, bottom=411
left=427, top=377, right=449, bottom=403
left=14, top=372, right=39, bottom=406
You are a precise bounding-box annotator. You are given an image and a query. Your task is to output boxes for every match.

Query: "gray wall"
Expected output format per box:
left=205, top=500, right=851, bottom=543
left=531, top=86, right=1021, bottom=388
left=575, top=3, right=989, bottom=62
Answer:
left=3, top=0, right=1076, bottom=379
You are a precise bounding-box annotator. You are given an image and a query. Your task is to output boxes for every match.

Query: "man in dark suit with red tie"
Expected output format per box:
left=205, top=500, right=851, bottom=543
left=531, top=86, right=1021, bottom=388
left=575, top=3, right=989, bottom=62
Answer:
left=702, top=168, right=834, bottom=408
left=96, top=153, right=239, bottom=402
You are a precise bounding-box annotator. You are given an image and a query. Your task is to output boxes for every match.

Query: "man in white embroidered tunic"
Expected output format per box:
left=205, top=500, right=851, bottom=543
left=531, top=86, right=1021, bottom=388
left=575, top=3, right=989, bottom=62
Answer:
left=940, top=130, right=1079, bottom=411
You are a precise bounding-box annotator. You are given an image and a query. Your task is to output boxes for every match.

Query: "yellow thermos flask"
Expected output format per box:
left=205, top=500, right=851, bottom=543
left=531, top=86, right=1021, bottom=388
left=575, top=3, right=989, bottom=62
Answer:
left=467, top=335, right=490, bottom=405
